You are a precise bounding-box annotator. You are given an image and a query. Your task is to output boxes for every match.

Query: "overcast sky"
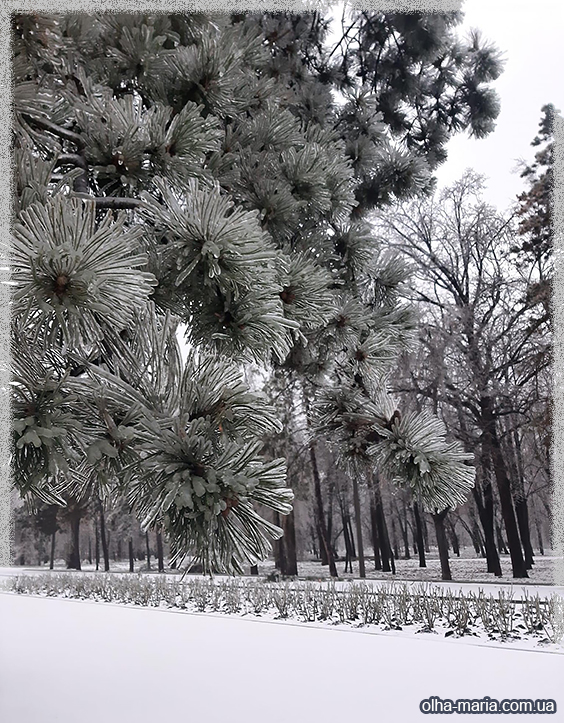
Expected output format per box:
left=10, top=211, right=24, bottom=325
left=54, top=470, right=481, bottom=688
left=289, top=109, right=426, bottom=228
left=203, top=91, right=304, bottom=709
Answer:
left=433, top=0, right=564, bottom=211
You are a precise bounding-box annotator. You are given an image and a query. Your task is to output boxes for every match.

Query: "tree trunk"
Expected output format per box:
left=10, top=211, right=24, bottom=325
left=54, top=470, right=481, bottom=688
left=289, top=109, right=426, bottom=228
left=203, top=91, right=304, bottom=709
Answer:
left=250, top=565, right=259, bottom=575
left=535, top=518, right=545, bottom=555
left=422, top=513, right=430, bottom=553
left=472, top=453, right=502, bottom=576
left=447, top=516, right=460, bottom=557
left=281, top=510, right=298, bottom=576
left=128, top=538, right=134, bottom=573
left=481, top=395, right=528, bottom=578
left=508, top=421, right=534, bottom=569
left=433, top=510, right=452, bottom=581
left=413, top=502, right=426, bottom=568
left=369, top=498, right=382, bottom=570
left=390, top=512, right=399, bottom=560
left=326, top=477, right=335, bottom=561
left=318, top=527, right=328, bottom=565
left=351, top=476, right=366, bottom=578
left=88, top=537, right=92, bottom=565
left=95, top=521, right=100, bottom=571
left=309, top=526, right=318, bottom=559
left=514, top=495, right=534, bottom=569
left=99, top=503, right=110, bottom=572
left=374, top=480, right=393, bottom=573
left=461, top=512, right=483, bottom=557
left=273, top=512, right=285, bottom=572
left=341, top=499, right=355, bottom=573
left=346, top=514, right=356, bottom=558
left=145, top=531, right=151, bottom=571
left=66, top=509, right=81, bottom=570
left=496, top=521, right=508, bottom=555
left=156, top=529, right=164, bottom=572
left=382, top=501, right=396, bottom=575
left=49, top=530, right=56, bottom=570
left=273, top=514, right=282, bottom=570
left=398, top=500, right=410, bottom=559
left=309, top=445, right=338, bottom=577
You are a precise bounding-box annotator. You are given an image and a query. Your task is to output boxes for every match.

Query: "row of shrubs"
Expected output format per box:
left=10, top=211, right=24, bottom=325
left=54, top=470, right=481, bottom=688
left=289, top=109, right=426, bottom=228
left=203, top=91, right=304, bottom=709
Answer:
left=7, top=573, right=564, bottom=644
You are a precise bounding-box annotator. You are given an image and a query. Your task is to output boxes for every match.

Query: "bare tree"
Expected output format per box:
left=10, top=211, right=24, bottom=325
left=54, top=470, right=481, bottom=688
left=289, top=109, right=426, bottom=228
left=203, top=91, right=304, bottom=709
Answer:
left=375, top=172, right=550, bottom=578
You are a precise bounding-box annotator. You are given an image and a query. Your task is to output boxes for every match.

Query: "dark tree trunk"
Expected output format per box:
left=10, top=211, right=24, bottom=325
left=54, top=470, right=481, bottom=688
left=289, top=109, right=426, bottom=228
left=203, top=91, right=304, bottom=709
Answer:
left=250, top=565, right=259, bottom=575
left=351, top=476, right=366, bottom=578
left=88, top=537, right=92, bottom=565
left=496, top=522, right=508, bottom=555
left=472, top=468, right=502, bottom=576
left=398, top=500, right=410, bottom=559
left=481, top=396, right=528, bottom=578
left=374, top=480, right=393, bottom=573
left=514, top=496, right=534, bottom=569
left=433, top=510, right=452, bottom=581
left=326, top=478, right=335, bottom=562
left=309, top=444, right=338, bottom=577
left=145, top=531, right=151, bottom=571
left=273, top=516, right=282, bottom=570
left=508, top=421, right=534, bottom=569
left=117, top=538, right=122, bottom=561
left=447, top=516, right=460, bottom=557
left=535, top=519, right=544, bottom=555
left=49, top=530, right=56, bottom=570
left=66, top=509, right=81, bottom=570
left=326, top=513, right=333, bottom=562
left=95, top=521, right=100, bottom=571
left=390, top=512, right=399, bottom=560
left=99, top=503, right=110, bottom=572
left=382, top=502, right=396, bottom=575
left=128, top=538, right=134, bottom=573
left=422, top=513, right=430, bottom=553
left=413, top=502, right=426, bottom=568
left=318, top=527, right=328, bottom=565
left=341, top=498, right=355, bottom=573
left=369, top=498, right=382, bottom=570
left=346, top=515, right=356, bottom=558
left=309, top=526, right=318, bottom=559
left=273, top=512, right=285, bottom=572
left=281, top=510, right=298, bottom=576
left=156, top=530, right=164, bottom=572
left=472, top=520, right=486, bottom=558
left=458, top=510, right=483, bottom=557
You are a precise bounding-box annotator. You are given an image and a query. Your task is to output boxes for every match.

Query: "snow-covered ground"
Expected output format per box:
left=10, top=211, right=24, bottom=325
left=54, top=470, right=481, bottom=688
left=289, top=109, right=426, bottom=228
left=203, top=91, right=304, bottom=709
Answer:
left=4, top=546, right=558, bottom=586
left=1, top=592, right=563, bottom=723
left=2, top=549, right=562, bottom=600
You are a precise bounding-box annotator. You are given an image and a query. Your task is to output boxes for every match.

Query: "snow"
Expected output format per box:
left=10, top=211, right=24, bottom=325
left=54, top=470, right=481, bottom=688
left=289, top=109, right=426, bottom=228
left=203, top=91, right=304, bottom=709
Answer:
left=4, top=545, right=558, bottom=587
left=1, top=592, right=563, bottom=723
left=2, top=555, right=562, bottom=601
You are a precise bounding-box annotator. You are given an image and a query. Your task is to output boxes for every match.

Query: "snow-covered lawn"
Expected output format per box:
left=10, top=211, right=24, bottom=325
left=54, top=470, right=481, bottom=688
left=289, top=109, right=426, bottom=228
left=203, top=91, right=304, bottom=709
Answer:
left=1, top=592, right=563, bottom=723
left=2, top=557, right=562, bottom=601
left=3, top=546, right=558, bottom=587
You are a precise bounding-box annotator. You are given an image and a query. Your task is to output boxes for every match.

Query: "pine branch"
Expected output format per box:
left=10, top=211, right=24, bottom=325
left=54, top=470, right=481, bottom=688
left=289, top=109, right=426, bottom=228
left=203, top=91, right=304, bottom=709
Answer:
left=56, top=153, right=87, bottom=169
left=73, top=194, right=141, bottom=210
left=22, top=114, right=85, bottom=151
left=55, top=153, right=89, bottom=194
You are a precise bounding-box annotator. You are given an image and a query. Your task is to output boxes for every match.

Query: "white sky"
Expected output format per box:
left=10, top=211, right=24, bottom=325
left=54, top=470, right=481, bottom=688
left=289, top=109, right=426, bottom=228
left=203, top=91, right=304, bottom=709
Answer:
left=433, top=0, right=564, bottom=211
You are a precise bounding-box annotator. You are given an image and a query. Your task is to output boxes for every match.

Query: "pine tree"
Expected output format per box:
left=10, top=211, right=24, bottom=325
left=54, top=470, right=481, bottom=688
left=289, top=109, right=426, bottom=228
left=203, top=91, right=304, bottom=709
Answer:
left=11, top=11, right=502, bottom=574
left=515, top=104, right=554, bottom=282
